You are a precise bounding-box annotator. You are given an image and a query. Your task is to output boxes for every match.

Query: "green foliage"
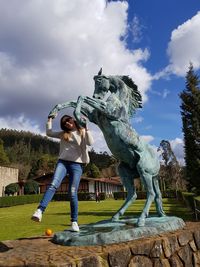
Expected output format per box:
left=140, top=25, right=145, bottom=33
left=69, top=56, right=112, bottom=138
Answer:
left=0, top=128, right=59, bottom=155
left=84, top=163, right=100, bottom=178
left=0, top=194, right=43, bottom=208
left=28, top=154, right=57, bottom=178
left=0, top=139, right=10, bottom=165
left=24, top=180, right=39, bottom=194
left=5, top=183, right=20, bottom=195
left=89, top=149, right=117, bottom=170
left=158, top=140, right=186, bottom=191
left=180, top=64, right=200, bottom=191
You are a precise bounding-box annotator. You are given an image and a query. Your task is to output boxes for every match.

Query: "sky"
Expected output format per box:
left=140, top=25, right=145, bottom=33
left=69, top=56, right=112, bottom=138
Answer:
left=0, top=0, right=200, bottom=164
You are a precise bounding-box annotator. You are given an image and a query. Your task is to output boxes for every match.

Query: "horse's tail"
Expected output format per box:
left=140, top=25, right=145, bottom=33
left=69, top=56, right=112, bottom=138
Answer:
left=152, top=175, right=166, bottom=216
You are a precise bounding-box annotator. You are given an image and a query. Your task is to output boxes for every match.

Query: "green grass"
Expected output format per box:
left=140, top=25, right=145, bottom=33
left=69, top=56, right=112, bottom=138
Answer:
left=0, top=198, right=194, bottom=241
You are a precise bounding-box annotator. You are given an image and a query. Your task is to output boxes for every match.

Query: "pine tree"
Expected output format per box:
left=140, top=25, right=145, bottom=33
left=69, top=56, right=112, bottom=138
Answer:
left=180, top=63, right=200, bottom=192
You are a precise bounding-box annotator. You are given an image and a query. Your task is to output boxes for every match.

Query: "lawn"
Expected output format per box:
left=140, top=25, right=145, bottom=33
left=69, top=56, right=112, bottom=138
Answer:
left=0, top=198, right=193, bottom=241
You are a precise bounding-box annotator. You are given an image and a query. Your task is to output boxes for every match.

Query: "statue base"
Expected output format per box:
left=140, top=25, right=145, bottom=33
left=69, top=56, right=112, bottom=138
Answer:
left=52, top=216, right=185, bottom=246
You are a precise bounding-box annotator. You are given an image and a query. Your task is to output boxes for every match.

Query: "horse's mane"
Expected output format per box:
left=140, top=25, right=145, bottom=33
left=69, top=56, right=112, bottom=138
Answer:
left=113, top=75, right=142, bottom=117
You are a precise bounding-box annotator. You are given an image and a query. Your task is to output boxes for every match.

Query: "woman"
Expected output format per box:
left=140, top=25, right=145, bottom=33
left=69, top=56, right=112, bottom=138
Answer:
left=31, top=115, right=94, bottom=232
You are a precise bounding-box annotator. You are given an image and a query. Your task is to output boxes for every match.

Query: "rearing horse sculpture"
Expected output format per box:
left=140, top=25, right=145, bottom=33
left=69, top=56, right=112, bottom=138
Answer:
left=49, top=69, right=165, bottom=226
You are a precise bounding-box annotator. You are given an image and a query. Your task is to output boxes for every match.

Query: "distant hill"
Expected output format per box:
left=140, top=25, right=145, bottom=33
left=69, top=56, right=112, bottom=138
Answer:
left=0, top=128, right=59, bottom=156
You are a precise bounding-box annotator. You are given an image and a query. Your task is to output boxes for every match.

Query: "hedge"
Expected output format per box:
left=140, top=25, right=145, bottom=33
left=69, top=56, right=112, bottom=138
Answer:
left=0, top=192, right=107, bottom=207
left=0, top=194, right=44, bottom=208
left=181, top=191, right=196, bottom=211
left=113, top=190, right=176, bottom=200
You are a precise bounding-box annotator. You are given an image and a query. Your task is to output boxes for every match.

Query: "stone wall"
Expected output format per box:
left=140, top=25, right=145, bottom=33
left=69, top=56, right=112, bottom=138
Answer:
left=0, top=166, right=18, bottom=197
left=0, top=222, right=200, bottom=266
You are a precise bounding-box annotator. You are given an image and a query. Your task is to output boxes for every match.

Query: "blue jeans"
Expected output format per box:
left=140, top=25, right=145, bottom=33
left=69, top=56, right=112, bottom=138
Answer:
left=38, top=159, right=82, bottom=222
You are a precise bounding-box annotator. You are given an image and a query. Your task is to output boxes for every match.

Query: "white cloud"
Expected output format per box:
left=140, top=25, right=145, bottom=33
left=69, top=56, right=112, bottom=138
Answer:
left=129, top=16, right=144, bottom=43
left=155, top=11, right=200, bottom=79
left=167, top=11, right=200, bottom=76
left=140, top=135, right=154, bottom=143
left=0, top=115, right=42, bottom=134
left=0, top=0, right=153, bottom=133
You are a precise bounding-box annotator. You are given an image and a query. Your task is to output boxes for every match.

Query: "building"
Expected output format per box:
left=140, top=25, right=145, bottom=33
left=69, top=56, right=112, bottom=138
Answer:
left=0, top=166, right=19, bottom=197
left=34, top=173, right=123, bottom=195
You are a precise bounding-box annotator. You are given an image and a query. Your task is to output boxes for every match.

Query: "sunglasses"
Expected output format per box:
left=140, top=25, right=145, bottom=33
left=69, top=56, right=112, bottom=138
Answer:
left=64, top=117, right=74, bottom=123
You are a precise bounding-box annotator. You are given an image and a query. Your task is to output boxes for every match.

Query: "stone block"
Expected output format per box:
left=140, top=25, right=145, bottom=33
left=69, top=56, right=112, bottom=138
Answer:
left=167, top=235, right=180, bottom=254
left=178, top=244, right=193, bottom=267
left=178, top=231, right=193, bottom=246
left=78, top=255, right=108, bottom=267
left=169, top=254, right=184, bottom=267
left=162, top=237, right=171, bottom=258
left=128, top=255, right=153, bottom=267
left=108, top=247, right=132, bottom=267
left=193, top=250, right=200, bottom=266
left=194, top=229, right=200, bottom=250
left=150, top=240, right=164, bottom=258
left=153, top=259, right=171, bottom=267
left=130, top=240, right=154, bottom=256
left=190, top=240, right=197, bottom=252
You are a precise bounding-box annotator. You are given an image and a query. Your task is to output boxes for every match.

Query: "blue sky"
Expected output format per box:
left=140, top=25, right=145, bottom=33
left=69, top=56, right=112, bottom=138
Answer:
left=0, top=0, right=200, bottom=163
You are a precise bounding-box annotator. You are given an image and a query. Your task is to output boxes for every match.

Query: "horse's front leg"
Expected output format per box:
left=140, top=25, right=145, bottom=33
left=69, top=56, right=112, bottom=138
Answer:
left=73, top=96, right=89, bottom=127
left=84, top=96, right=107, bottom=112
left=48, top=101, right=77, bottom=118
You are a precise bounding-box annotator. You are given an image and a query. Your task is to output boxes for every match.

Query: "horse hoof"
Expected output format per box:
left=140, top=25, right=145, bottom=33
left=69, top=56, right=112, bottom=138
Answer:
left=137, top=218, right=145, bottom=227
left=159, top=212, right=166, bottom=217
left=111, top=216, right=119, bottom=222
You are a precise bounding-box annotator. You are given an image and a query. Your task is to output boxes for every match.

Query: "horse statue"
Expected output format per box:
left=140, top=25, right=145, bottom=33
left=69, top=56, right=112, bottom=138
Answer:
left=49, top=69, right=166, bottom=226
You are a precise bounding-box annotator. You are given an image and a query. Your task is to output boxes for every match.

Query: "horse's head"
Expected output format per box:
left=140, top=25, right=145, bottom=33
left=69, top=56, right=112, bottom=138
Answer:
left=93, top=68, right=110, bottom=99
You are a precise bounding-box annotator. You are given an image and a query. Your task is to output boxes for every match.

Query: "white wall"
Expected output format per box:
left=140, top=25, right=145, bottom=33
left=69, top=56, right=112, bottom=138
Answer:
left=89, top=180, right=95, bottom=193
left=0, top=166, right=19, bottom=197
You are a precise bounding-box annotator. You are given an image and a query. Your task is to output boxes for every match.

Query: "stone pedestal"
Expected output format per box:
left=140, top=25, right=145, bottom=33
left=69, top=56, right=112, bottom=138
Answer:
left=0, top=222, right=200, bottom=266
left=53, top=216, right=185, bottom=246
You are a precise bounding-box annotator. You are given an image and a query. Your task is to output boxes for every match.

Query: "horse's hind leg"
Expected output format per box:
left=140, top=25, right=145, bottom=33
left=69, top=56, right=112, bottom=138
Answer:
left=137, top=172, right=155, bottom=227
left=112, top=162, right=137, bottom=221
left=153, top=176, right=166, bottom=217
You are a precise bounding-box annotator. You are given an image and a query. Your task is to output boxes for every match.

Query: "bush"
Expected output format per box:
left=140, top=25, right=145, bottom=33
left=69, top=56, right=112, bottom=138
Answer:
left=5, top=183, right=20, bottom=196
left=0, top=194, right=43, bottom=207
left=181, top=192, right=195, bottom=210
left=99, top=192, right=106, bottom=200
left=162, top=190, right=176, bottom=198
left=24, top=180, right=39, bottom=194
left=113, top=192, right=127, bottom=200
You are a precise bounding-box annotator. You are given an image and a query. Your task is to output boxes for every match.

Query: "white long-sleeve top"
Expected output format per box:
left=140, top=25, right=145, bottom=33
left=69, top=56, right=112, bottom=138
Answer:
left=46, top=119, right=94, bottom=164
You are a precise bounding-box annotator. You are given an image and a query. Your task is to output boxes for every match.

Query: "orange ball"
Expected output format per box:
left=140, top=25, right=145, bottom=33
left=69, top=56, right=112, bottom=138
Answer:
left=45, top=228, right=53, bottom=236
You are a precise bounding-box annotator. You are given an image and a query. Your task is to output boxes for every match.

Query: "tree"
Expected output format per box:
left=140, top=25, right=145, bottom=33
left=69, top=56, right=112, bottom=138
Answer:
left=84, top=163, right=100, bottom=178
left=28, top=154, right=57, bottom=178
left=180, top=63, right=200, bottom=192
left=5, top=183, right=20, bottom=195
left=158, top=140, right=186, bottom=192
left=24, top=180, right=39, bottom=194
left=0, top=139, right=10, bottom=165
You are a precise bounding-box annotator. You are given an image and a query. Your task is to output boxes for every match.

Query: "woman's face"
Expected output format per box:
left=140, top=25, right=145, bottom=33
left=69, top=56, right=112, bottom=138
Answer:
left=63, top=117, right=76, bottom=131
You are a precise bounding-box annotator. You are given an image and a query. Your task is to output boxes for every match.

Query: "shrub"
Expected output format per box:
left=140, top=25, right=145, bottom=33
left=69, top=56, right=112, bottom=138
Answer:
left=24, top=180, right=39, bottom=194
left=181, top=191, right=195, bottom=210
left=113, top=192, right=127, bottom=200
left=0, top=194, right=43, bottom=207
left=5, top=183, right=20, bottom=196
